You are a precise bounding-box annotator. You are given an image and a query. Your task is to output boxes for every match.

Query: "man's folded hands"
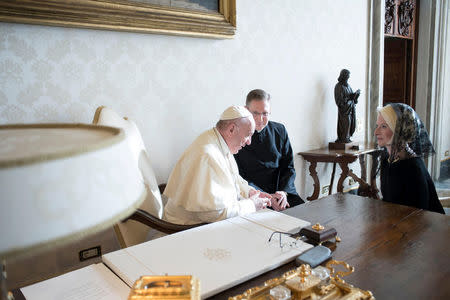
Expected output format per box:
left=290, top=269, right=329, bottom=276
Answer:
left=270, top=191, right=290, bottom=211
left=249, top=189, right=272, bottom=210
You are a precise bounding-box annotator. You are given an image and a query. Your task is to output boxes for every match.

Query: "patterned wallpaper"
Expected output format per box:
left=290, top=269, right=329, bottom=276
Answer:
left=0, top=24, right=164, bottom=123
left=0, top=0, right=369, bottom=197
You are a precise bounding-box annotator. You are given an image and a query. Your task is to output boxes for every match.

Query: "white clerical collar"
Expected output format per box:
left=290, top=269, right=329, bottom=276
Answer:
left=213, top=127, right=231, bottom=156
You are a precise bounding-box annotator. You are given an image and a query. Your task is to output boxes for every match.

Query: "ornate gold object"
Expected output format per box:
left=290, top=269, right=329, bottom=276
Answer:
left=0, top=0, right=236, bottom=39
left=285, top=265, right=321, bottom=299
left=229, top=260, right=374, bottom=300
left=312, top=223, right=325, bottom=231
left=299, top=265, right=311, bottom=283
left=128, top=275, right=200, bottom=300
left=326, top=260, right=355, bottom=284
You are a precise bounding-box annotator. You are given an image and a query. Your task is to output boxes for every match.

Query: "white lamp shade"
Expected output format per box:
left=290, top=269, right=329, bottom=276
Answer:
left=0, top=124, right=146, bottom=259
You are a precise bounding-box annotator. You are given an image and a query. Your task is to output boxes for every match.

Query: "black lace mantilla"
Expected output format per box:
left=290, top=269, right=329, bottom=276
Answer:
left=384, top=103, right=435, bottom=163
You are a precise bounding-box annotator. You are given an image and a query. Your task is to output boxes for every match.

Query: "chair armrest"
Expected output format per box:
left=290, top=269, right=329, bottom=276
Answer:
left=123, top=209, right=205, bottom=234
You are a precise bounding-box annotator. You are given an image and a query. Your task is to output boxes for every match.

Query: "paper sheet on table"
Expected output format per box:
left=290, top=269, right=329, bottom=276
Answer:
left=21, top=263, right=129, bottom=300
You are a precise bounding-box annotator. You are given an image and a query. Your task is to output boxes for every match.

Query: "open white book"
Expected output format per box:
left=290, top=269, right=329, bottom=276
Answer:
left=242, top=208, right=311, bottom=233
left=103, top=211, right=312, bottom=299
left=20, top=263, right=130, bottom=300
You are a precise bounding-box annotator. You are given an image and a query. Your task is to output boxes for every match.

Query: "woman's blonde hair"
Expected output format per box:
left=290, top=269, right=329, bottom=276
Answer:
left=377, top=105, right=397, bottom=133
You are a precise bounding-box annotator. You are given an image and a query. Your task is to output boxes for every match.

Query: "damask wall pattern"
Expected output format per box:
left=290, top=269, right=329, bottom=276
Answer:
left=0, top=0, right=369, bottom=197
left=0, top=24, right=160, bottom=123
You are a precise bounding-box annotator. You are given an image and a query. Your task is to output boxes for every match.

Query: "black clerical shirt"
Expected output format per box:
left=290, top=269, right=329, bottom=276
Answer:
left=234, top=121, right=303, bottom=206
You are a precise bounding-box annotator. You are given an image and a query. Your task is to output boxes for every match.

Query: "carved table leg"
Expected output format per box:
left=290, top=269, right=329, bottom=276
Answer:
left=307, top=161, right=320, bottom=200
left=337, top=162, right=349, bottom=193
left=369, top=151, right=381, bottom=199
left=369, top=151, right=380, bottom=187
left=359, top=154, right=367, bottom=182
left=329, top=162, right=337, bottom=195
left=357, top=154, right=367, bottom=196
left=348, top=169, right=371, bottom=197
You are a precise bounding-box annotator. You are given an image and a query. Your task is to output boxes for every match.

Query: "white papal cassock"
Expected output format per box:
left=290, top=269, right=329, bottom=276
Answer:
left=163, top=127, right=255, bottom=224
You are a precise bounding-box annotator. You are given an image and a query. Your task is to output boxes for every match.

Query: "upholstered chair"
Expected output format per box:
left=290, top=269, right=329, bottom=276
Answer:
left=92, top=106, right=203, bottom=248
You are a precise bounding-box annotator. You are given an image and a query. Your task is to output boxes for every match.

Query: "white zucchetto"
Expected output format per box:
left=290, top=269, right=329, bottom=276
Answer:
left=219, top=105, right=252, bottom=121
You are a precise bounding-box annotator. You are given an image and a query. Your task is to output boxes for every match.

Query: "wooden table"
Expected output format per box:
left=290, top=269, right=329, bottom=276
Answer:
left=298, top=143, right=380, bottom=200
left=213, top=193, right=450, bottom=300
left=13, top=194, right=449, bottom=300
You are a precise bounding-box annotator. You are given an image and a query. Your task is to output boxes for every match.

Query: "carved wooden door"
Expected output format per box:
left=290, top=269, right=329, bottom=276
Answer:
left=383, top=0, right=418, bottom=108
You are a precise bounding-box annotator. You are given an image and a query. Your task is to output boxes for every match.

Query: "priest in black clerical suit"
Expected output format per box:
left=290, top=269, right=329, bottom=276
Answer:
left=234, top=89, right=304, bottom=211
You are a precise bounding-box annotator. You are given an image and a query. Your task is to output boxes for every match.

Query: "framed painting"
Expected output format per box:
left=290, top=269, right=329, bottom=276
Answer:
left=0, top=0, right=236, bottom=39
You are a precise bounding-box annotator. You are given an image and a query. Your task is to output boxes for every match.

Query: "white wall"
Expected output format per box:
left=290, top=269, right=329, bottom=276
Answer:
left=0, top=0, right=370, bottom=199
left=416, top=0, right=433, bottom=126
left=417, top=0, right=450, bottom=176
left=441, top=3, right=450, bottom=163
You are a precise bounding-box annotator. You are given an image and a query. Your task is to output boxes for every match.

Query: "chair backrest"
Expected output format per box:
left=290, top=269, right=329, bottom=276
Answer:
left=93, top=106, right=163, bottom=247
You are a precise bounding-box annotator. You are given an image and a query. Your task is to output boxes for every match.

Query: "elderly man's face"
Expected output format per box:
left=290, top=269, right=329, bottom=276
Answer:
left=247, top=99, right=270, bottom=132
left=227, top=117, right=255, bottom=154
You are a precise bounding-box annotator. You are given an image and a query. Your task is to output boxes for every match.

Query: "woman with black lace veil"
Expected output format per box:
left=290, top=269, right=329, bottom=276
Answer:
left=375, top=103, right=444, bottom=214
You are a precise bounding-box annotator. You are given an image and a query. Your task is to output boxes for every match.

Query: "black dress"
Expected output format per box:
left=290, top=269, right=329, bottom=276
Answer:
left=234, top=121, right=304, bottom=207
left=380, top=156, right=444, bottom=214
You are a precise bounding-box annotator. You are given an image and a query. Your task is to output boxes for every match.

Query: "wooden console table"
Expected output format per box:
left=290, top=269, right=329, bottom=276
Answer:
left=298, top=143, right=380, bottom=200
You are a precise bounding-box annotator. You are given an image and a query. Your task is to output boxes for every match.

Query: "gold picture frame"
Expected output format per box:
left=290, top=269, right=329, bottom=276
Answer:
left=0, top=0, right=236, bottom=39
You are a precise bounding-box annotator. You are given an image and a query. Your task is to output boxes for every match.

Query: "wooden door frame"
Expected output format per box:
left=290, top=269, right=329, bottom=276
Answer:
left=367, top=0, right=448, bottom=180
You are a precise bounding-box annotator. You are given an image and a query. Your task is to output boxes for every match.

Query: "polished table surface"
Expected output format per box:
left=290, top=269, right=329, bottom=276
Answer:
left=212, top=193, right=450, bottom=300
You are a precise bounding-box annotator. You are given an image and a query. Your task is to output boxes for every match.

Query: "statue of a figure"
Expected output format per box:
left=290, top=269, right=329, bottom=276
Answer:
left=334, top=69, right=360, bottom=143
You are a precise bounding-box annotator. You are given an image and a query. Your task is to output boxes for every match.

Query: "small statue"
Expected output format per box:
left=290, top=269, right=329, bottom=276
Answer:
left=334, top=69, right=360, bottom=144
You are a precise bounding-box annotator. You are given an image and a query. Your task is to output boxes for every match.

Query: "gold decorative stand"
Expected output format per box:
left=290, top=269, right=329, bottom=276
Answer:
left=229, top=260, right=374, bottom=300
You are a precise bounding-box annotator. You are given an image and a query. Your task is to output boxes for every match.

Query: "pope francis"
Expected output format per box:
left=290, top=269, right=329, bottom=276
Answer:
left=163, top=105, right=272, bottom=225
